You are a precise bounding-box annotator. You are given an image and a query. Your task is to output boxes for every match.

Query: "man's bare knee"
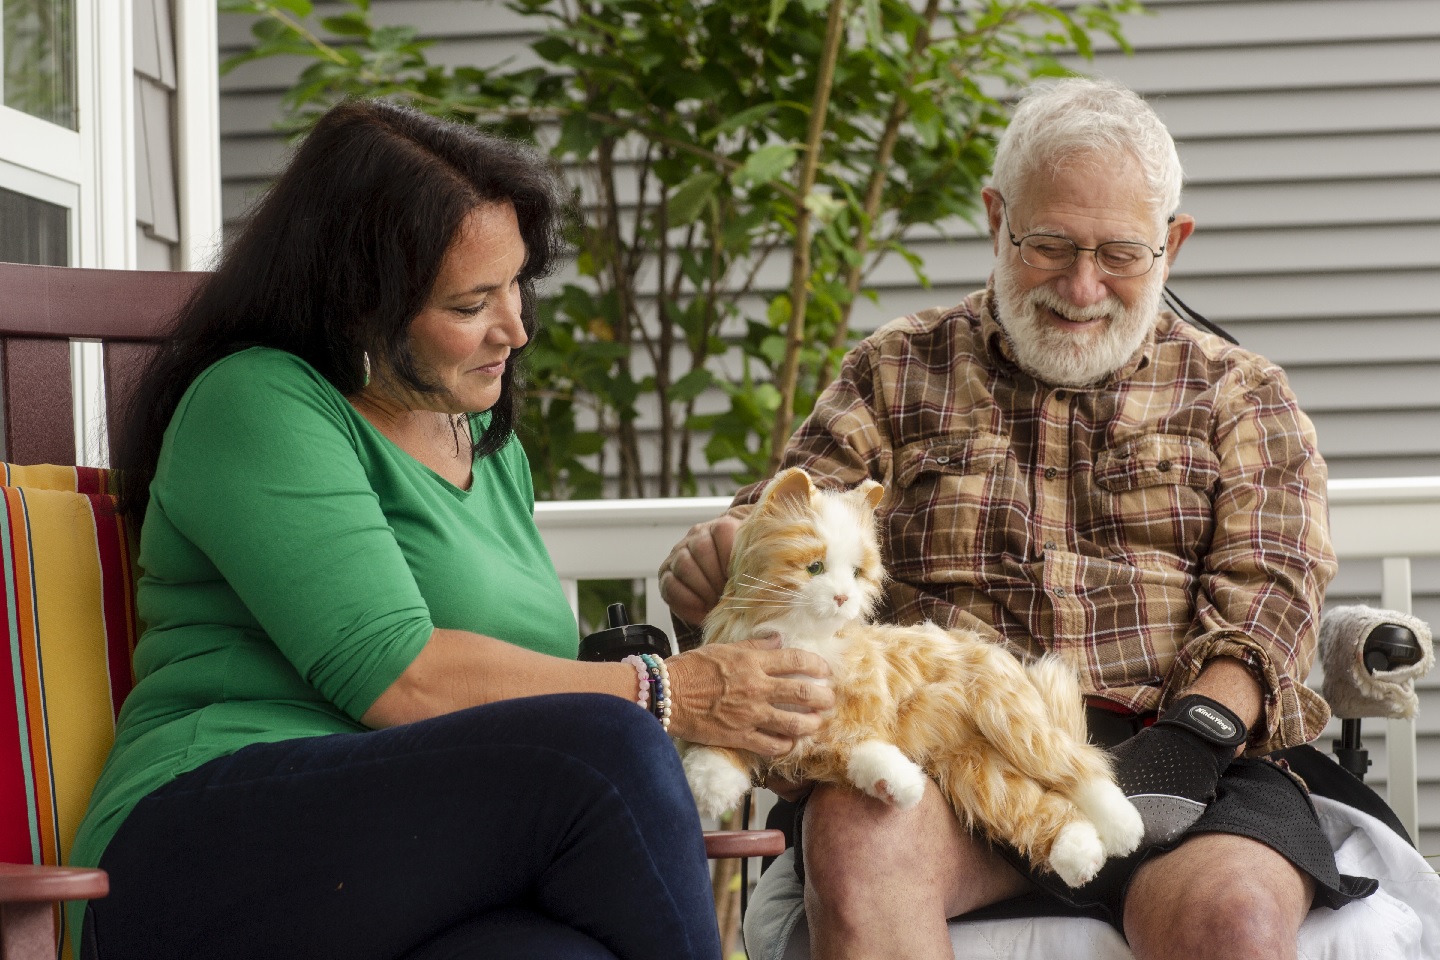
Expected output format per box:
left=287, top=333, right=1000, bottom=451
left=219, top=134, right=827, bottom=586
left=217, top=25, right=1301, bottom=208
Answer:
left=803, top=782, right=1030, bottom=920
left=1125, top=835, right=1314, bottom=960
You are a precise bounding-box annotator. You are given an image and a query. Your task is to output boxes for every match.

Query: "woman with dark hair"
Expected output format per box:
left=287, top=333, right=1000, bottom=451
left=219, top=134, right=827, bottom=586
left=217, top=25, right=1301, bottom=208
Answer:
left=67, top=98, right=832, bottom=960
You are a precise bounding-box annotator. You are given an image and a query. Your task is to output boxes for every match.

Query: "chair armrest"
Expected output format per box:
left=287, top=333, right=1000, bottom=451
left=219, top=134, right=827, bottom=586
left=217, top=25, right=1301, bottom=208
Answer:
left=0, top=864, right=106, bottom=960
left=703, top=829, right=786, bottom=859
left=0, top=863, right=108, bottom=903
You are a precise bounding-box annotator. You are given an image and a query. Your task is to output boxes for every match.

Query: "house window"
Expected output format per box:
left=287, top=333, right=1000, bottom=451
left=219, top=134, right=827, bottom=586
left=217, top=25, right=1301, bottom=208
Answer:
left=0, top=183, right=68, bottom=264
left=2, top=0, right=78, bottom=130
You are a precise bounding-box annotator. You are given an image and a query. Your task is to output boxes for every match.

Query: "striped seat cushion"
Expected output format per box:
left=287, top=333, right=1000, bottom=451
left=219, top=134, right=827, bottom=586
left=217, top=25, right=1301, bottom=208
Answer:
left=0, top=465, right=138, bottom=870
left=0, top=463, right=116, bottom=495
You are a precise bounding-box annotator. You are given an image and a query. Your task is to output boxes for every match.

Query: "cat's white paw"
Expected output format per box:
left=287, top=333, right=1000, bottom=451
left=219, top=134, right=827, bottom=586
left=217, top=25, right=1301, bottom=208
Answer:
left=1049, top=820, right=1106, bottom=888
left=1074, top=778, right=1145, bottom=857
left=683, top=747, right=752, bottom=818
left=846, top=740, right=927, bottom=810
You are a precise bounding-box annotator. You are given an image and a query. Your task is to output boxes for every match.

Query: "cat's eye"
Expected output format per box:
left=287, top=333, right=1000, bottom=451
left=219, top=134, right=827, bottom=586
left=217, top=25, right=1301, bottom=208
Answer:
left=806, top=560, right=825, bottom=576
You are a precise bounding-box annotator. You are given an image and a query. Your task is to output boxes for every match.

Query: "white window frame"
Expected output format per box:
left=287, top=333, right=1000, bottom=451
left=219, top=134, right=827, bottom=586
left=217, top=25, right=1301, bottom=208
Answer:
left=1, top=0, right=134, bottom=465
left=0, top=0, right=137, bottom=269
left=3, top=0, right=219, bottom=466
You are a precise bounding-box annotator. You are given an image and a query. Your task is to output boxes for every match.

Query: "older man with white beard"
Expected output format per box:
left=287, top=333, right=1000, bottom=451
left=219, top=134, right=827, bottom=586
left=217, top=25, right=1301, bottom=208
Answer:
left=659, top=78, right=1378, bottom=960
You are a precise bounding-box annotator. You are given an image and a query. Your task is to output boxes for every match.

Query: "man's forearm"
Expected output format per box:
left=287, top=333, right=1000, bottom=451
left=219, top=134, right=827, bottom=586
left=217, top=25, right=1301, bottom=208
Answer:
left=1183, top=655, right=1264, bottom=750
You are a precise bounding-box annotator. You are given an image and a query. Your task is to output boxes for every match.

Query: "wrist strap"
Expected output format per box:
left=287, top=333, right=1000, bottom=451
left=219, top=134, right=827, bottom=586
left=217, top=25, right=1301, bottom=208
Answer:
left=1157, top=694, right=1248, bottom=749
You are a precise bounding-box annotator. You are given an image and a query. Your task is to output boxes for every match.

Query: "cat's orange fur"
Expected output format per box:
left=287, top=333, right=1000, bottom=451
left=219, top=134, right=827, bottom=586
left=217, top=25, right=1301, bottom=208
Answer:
left=681, top=467, right=1143, bottom=886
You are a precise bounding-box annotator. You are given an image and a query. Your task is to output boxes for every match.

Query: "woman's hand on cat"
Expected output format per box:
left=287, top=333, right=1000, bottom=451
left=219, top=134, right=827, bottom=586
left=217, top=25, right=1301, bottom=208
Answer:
left=659, top=513, right=745, bottom=626
left=666, top=635, right=834, bottom=756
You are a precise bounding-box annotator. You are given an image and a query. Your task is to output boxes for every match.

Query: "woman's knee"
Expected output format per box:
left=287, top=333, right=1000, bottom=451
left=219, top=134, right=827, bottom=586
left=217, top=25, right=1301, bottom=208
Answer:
left=495, top=694, right=696, bottom=822
left=538, top=694, right=682, bottom=778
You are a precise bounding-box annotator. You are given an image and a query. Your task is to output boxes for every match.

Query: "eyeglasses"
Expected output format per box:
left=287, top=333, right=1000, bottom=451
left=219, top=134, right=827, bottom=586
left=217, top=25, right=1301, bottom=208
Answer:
left=1001, top=199, right=1170, bottom=279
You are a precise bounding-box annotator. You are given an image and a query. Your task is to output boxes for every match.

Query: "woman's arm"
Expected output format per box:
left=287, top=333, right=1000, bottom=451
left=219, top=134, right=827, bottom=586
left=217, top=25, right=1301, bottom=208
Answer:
left=362, top=628, right=835, bottom=755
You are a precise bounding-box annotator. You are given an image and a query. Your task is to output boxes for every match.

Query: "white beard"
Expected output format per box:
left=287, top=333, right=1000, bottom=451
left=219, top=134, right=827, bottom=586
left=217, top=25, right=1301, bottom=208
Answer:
left=992, top=260, right=1164, bottom=387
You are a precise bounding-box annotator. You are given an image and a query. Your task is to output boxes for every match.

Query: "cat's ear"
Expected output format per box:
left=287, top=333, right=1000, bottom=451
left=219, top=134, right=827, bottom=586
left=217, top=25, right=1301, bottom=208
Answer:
left=853, top=478, right=884, bottom=513
left=759, top=467, right=814, bottom=514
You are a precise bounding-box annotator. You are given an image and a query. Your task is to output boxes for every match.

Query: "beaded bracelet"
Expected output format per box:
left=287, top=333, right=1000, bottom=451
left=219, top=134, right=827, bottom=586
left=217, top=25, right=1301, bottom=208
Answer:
left=620, top=655, right=650, bottom=709
left=639, top=653, right=673, bottom=732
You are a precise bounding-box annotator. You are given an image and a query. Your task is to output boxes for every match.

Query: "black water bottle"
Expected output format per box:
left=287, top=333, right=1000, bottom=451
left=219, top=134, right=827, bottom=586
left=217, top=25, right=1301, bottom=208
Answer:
left=578, top=603, right=672, bottom=662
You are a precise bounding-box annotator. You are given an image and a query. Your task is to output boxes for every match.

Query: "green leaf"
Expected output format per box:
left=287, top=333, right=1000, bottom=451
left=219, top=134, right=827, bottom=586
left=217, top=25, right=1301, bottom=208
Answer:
left=766, top=0, right=788, bottom=32
left=858, top=0, right=883, bottom=48
left=802, top=187, right=845, bottom=224
left=759, top=334, right=787, bottom=368
left=267, top=0, right=314, bottom=16
left=251, top=16, right=292, bottom=42
left=738, top=144, right=797, bottom=187
left=669, top=369, right=715, bottom=404
left=706, top=102, right=780, bottom=140
left=666, top=171, right=721, bottom=226
left=569, top=431, right=607, bottom=456
left=371, top=24, right=419, bottom=51
left=319, top=14, right=371, bottom=37
left=556, top=112, right=605, bottom=158
left=766, top=295, right=791, bottom=328
left=662, top=70, right=720, bottom=103
left=753, top=383, right=782, bottom=413
left=531, top=35, right=573, bottom=64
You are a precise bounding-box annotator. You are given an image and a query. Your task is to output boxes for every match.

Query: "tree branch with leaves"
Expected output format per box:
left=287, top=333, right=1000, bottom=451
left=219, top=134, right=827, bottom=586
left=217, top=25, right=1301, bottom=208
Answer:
left=220, top=0, right=1143, bottom=499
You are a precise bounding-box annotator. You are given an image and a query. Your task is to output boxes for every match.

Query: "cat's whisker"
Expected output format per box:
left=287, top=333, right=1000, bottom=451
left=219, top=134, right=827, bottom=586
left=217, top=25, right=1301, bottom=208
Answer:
left=733, top=582, right=798, bottom=599
left=735, top=574, right=794, bottom=592
left=735, top=587, right=795, bottom=600
left=733, top=578, right=792, bottom=591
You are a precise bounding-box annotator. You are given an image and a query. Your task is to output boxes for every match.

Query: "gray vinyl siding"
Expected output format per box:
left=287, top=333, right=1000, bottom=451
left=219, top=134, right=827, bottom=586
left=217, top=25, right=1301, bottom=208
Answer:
left=134, top=0, right=180, bottom=270
left=217, top=0, right=1440, bottom=857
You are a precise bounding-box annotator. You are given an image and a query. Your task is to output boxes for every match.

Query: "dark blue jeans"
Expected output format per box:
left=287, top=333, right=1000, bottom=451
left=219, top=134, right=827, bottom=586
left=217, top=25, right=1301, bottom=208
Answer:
left=84, top=694, right=720, bottom=960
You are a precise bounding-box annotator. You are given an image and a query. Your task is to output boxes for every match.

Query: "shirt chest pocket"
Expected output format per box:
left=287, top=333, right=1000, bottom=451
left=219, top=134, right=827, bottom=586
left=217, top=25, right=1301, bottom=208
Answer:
left=886, top=433, right=1013, bottom=578
left=1091, top=434, right=1219, bottom=563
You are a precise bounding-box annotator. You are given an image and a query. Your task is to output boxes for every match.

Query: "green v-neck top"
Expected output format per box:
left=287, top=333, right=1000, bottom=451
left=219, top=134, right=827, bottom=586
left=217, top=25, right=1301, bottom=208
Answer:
left=69, top=346, right=578, bottom=875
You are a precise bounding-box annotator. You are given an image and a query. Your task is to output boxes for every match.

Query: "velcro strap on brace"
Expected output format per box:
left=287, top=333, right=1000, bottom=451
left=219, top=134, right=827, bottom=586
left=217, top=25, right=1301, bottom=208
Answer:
left=1155, top=694, right=1248, bottom=749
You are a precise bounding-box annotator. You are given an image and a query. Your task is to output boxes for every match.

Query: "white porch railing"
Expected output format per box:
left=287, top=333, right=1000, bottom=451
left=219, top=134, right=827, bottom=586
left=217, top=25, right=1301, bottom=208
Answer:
left=535, top=476, right=1440, bottom=841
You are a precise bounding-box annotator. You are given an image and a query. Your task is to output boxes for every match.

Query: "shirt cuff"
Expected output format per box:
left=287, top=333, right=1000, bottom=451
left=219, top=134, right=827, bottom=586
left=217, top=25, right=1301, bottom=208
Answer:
left=1162, top=631, right=1330, bottom=753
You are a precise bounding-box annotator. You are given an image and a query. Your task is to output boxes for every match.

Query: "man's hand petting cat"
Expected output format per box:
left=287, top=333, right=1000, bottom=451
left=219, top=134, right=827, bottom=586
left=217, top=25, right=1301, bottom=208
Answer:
left=666, top=635, right=835, bottom=756
left=659, top=512, right=745, bottom=626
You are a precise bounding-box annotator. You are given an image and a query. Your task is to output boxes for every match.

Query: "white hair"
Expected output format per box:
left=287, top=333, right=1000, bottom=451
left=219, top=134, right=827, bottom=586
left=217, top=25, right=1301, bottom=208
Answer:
left=991, top=78, right=1183, bottom=226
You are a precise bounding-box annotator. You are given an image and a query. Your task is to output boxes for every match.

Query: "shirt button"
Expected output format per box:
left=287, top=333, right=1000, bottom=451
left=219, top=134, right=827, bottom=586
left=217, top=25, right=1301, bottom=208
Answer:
left=1157, top=459, right=1173, bottom=472
left=1045, top=540, right=1057, bottom=551
left=1054, top=390, right=1067, bottom=400
left=935, top=455, right=950, bottom=464
left=1054, top=587, right=1066, bottom=597
left=1044, top=467, right=1058, bottom=480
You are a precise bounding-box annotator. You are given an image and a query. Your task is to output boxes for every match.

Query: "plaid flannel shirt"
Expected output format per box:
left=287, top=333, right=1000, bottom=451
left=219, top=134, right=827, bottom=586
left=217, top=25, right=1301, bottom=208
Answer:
left=734, top=288, right=1335, bottom=753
